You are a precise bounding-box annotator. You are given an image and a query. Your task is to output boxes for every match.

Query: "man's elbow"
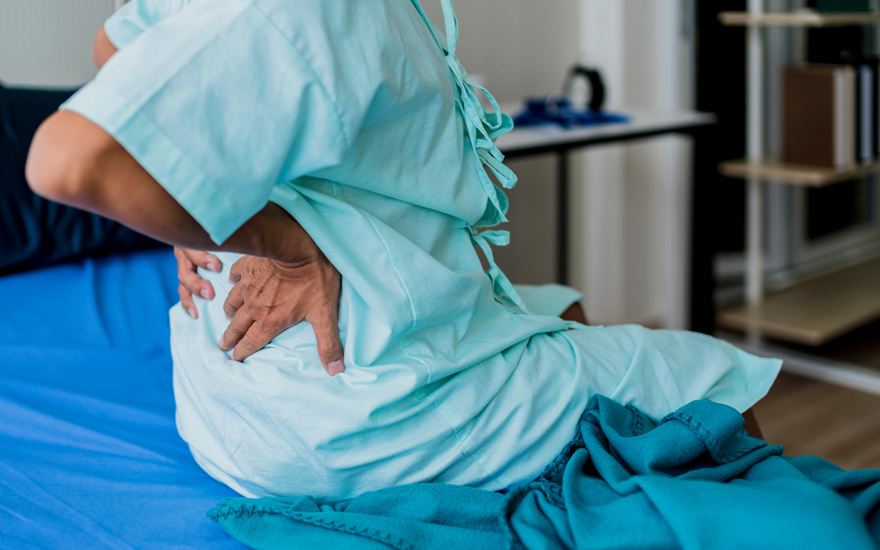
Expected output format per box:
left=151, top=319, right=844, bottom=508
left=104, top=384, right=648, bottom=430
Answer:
left=26, top=112, right=105, bottom=206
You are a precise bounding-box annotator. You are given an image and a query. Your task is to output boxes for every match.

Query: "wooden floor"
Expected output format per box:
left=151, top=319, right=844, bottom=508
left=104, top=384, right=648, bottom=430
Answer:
left=753, top=372, right=880, bottom=470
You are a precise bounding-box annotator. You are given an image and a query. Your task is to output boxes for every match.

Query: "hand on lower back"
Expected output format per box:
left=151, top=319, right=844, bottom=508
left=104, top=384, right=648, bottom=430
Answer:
left=220, top=253, right=344, bottom=375
left=174, top=247, right=222, bottom=319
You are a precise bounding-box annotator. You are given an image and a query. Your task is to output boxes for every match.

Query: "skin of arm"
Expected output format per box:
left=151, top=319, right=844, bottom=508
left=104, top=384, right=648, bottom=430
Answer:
left=26, top=108, right=345, bottom=374
left=60, top=27, right=293, bottom=258
left=92, top=25, right=117, bottom=69
left=23, top=26, right=345, bottom=374
left=25, top=109, right=311, bottom=263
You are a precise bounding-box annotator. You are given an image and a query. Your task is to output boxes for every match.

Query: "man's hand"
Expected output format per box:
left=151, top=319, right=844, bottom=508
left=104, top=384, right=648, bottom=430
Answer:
left=174, top=247, right=222, bottom=319
left=220, top=253, right=345, bottom=375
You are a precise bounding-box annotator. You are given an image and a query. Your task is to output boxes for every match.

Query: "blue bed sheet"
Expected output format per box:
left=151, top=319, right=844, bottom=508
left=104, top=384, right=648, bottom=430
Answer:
left=0, top=248, right=244, bottom=550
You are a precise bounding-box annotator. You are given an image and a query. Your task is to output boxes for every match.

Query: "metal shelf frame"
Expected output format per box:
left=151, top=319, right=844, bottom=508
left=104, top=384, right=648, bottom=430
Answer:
left=719, top=2, right=880, bottom=390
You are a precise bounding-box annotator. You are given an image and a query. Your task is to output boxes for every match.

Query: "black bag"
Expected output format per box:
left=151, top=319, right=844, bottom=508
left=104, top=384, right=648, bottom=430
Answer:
left=0, top=82, right=162, bottom=275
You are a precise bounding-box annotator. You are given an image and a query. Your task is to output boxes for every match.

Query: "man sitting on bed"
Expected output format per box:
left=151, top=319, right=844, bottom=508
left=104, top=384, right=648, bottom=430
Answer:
left=25, top=0, right=780, bottom=503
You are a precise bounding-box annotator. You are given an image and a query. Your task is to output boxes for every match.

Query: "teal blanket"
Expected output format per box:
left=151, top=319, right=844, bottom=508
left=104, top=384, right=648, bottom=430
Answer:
left=209, top=396, right=880, bottom=549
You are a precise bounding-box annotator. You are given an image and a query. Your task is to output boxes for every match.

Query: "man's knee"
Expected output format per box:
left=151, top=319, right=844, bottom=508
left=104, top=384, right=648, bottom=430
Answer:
left=561, top=302, right=587, bottom=325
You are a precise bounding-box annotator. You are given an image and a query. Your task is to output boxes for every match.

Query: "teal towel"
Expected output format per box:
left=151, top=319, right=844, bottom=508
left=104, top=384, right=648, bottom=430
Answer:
left=507, top=397, right=880, bottom=549
left=209, top=485, right=508, bottom=550
left=210, top=396, right=880, bottom=549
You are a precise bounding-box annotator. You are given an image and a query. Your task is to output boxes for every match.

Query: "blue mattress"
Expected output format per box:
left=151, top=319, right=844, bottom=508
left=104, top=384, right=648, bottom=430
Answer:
left=0, top=248, right=244, bottom=549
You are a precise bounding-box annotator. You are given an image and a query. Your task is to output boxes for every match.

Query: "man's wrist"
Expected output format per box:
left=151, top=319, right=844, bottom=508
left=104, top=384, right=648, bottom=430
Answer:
left=253, top=203, right=319, bottom=264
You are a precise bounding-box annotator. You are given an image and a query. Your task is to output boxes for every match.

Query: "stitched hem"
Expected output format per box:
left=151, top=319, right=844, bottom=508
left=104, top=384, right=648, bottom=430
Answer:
left=209, top=503, right=412, bottom=550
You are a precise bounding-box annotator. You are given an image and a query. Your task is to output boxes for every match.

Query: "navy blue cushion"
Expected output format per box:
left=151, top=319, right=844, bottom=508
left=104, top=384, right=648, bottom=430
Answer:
left=0, top=83, right=162, bottom=275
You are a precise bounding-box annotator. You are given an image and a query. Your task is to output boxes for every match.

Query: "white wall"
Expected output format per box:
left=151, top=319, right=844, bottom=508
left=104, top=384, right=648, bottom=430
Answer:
left=575, top=0, right=695, bottom=328
left=0, top=0, right=115, bottom=87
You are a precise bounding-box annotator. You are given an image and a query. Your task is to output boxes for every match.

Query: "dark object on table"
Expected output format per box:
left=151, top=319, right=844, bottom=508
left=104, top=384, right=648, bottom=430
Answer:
left=0, top=82, right=163, bottom=275
left=513, top=65, right=629, bottom=129
left=565, top=65, right=607, bottom=112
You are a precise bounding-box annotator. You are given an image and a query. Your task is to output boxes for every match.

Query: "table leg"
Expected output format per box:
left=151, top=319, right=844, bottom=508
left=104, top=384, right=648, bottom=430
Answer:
left=557, top=151, right=570, bottom=285
left=686, top=125, right=718, bottom=334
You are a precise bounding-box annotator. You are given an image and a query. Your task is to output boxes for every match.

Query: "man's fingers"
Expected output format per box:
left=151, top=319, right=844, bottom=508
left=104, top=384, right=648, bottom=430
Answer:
left=178, top=266, right=215, bottom=300
left=232, top=321, right=280, bottom=362
left=175, top=247, right=194, bottom=276
left=178, top=284, right=198, bottom=319
left=312, top=319, right=345, bottom=376
left=217, top=255, right=344, bottom=367
left=183, top=249, right=222, bottom=273
left=220, top=310, right=253, bottom=354
left=175, top=247, right=215, bottom=300
left=223, top=284, right=245, bottom=321
left=229, top=257, right=244, bottom=284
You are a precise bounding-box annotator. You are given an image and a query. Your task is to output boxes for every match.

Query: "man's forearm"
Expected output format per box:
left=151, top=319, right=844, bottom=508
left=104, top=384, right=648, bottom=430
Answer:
left=25, top=110, right=313, bottom=263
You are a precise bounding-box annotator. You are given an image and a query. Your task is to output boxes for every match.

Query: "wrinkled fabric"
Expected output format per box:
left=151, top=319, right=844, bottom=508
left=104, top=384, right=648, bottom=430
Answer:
left=507, top=396, right=880, bottom=550
left=210, top=396, right=880, bottom=550
left=65, top=0, right=781, bottom=503
left=210, top=486, right=508, bottom=550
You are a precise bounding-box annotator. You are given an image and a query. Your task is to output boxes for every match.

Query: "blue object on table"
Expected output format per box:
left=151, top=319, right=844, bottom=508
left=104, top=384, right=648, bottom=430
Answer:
left=513, top=96, right=630, bottom=129
left=0, top=248, right=245, bottom=549
left=210, top=395, right=880, bottom=550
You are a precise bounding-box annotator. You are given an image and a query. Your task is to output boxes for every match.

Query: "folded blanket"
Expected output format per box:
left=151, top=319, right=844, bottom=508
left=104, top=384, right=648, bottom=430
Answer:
left=210, top=396, right=880, bottom=549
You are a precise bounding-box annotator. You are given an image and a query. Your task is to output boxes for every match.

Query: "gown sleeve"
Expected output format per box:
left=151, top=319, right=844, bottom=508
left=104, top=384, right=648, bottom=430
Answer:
left=63, top=0, right=349, bottom=244
left=104, top=0, right=191, bottom=50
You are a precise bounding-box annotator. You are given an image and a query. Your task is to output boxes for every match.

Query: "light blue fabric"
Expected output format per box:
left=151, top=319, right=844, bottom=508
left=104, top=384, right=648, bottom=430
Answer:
left=103, top=0, right=189, bottom=50
left=513, top=284, right=584, bottom=317
left=208, top=396, right=880, bottom=550
left=63, top=0, right=782, bottom=503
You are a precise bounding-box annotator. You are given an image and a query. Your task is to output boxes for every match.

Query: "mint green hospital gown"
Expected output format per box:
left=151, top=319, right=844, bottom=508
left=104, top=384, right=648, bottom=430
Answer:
left=63, top=0, right=781, bottom=502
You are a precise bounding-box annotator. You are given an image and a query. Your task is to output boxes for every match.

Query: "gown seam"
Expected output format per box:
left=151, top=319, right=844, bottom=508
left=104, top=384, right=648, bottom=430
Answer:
left=424, top=394, right=509, bottom=490
left=360, top=215, right=419, bottom=334
left=249, top=2, right=352, bottom=148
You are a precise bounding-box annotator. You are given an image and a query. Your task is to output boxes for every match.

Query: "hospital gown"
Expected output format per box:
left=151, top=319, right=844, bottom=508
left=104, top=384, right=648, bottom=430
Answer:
left=62, top=0, right=781, bottom=502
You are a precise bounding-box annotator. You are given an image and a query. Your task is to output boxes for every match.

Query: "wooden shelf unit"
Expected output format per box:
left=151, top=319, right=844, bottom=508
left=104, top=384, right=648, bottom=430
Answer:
left=719, top=11, right=880, bottom=27
left=717, top=257, right=880, bottom=346
left=714, top=4, right=880, bottom=391
left=719, top=159, right=880, bottom=187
